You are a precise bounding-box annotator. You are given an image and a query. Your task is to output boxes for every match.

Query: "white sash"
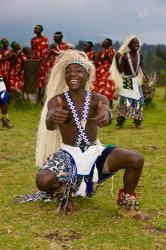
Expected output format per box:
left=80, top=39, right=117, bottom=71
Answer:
left=120, top=76, right=141, bottom=100
left=61, top=141, right=105, bottom=175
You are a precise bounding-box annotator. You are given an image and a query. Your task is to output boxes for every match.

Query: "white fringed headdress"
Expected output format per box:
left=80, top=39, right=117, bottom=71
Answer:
left=110, top=35, right=144, bottom=94
left=35, top=50, right=95, bottom=167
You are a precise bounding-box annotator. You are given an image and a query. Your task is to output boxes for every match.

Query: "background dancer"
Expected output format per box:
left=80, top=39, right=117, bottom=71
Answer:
left=0, top=40, right=13, bottom=128
left=46, top=31, right=73, bottom=71
left=31, top=24, right=49, bottom=101
left=0, top=38, right=11, bottom=92
left=83, top=41, right=96, bottom=63
left=110, top=35, right=148, bottom=128
left=93, top=38, right=116, bottom=107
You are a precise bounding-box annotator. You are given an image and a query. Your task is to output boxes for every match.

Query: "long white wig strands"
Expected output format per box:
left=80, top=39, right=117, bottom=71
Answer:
left=110, top=35, right=144, bottom=94
left=35, top=50, right=95, bottom=167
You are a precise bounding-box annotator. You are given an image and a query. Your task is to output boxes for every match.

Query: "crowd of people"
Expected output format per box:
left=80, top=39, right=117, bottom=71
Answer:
left=12, top=25, right=151, bottom=221
left=0, top=24, right=120, bottom=128
left=0, top=24, right=148, bottom=131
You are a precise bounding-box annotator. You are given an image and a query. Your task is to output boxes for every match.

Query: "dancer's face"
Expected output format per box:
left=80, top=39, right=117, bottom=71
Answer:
left=129, top=38, right=140, bottom=52
left=34, top=26, right=42, bottom=35
left=54, top=34, right=63, bottom=43
left=65, top=63, right=89, bottom=91
left=2, top=39, right=9, bottom=48
left=83, top=43, right=91, bottom=52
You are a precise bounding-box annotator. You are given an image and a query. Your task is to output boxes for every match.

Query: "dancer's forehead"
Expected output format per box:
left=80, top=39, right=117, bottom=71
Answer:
left=65, top=59, right=90, bottom=73
left=130, top=38, right=139, bottom=45
left=65, top=63, right=89, bottom=75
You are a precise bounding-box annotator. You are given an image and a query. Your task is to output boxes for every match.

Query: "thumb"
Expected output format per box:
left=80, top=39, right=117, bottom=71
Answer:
left=97, top=100, right=103, bottom=114
left=56, top=96, right=63, bottom=109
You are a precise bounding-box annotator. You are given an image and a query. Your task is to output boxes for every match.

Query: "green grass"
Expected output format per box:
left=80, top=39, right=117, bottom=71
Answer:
left=0, top=88, right=166, bottom=250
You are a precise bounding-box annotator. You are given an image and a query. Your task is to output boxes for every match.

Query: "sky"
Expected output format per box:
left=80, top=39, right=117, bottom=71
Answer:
left=0, top=0, right=165, bottom=46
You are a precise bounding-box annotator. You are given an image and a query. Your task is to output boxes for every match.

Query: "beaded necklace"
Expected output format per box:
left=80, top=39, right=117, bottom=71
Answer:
left=58, top=90, right=91, bottom=214
left=64, top=90, right=92, bottom=146
left=127, top=51, right=140, bottom=77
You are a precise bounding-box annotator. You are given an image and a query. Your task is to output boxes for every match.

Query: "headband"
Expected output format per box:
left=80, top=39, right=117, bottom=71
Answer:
left=65, top=59, right=90, bottom=73
left=54, top=33, right=63, bottom=37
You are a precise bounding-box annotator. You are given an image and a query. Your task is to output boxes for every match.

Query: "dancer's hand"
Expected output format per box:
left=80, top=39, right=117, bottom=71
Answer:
left=92, top=100, right=111, bottom=127
left=47, top=96, right=69, bottom=126
left=116, top=52, right=121, bottom=60
left=53, top=96, right=69, bottom=124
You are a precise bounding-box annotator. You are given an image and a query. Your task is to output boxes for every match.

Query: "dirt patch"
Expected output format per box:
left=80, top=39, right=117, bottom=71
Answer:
left=146, top=225, right=166, bottom=234
left=44, top=229, right=81, bottom=241
left=145, top=224, right=166, bottom=250
left=43, top=229, right=82, bottom=250
left=149, top=145, right=159, bottom=151
left=0, top=153, right=13, bottom=160
left=149, top=208, right=166, bottom=217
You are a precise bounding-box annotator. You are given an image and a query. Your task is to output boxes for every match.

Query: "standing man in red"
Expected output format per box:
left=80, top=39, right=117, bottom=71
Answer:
left=93, top=38, right=116, bottom=107
left=31, top=24, right=49, bottom=100
left=47, top=31, right=74, bottom=70
left=9, top=45, right=31, bottom=93
left=0, top=38, right=11, bottom=92
left=83, top=41, right=96, bottom=63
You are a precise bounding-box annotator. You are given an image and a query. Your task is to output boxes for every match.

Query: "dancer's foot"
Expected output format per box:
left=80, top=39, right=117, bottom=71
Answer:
left=118, top=206, right=150, bottom=221
left=117, top=189, right=150, bottom=221
left=2, top=118, right=14, bottom=129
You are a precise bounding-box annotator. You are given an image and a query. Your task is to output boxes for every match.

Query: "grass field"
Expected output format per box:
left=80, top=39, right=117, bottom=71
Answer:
left=0, top=88, right=166, bottom=250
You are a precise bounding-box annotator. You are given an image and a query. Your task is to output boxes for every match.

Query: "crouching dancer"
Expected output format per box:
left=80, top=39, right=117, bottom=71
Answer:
left=22, top=50, right=149, bottom=220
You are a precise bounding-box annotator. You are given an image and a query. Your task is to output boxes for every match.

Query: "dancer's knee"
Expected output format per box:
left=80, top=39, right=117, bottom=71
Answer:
left=129, top=152, right=144, bottom=169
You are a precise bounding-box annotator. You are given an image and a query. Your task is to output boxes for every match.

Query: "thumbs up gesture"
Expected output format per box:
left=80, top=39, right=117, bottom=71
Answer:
left=46, top=96, right=69, bottom=128
left=92, top=99, right=112, bottom=127
left=53, top=96, right=69, bottom=124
